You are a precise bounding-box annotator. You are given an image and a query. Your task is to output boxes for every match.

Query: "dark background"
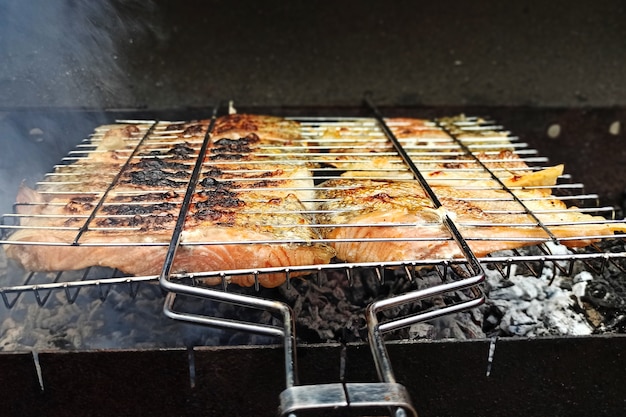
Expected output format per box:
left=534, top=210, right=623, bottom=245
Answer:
left=1, top=4, right=626, bottom=416
left=1, top=1, right=625, bottom=209
left=0, top=0, right=625, bottom=109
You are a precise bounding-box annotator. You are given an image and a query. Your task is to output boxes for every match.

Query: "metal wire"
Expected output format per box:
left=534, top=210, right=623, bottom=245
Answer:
left=363, top=97, right=485, bottom=385
left=1, top=110, right=624, bottom=291
left=2, top=106, right=625, bottom=416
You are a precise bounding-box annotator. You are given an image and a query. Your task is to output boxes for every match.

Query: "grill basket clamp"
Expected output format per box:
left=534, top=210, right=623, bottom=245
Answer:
left=160, top=100, right=487, bottom=417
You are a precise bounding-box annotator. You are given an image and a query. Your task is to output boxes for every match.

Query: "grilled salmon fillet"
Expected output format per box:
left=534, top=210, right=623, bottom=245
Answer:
left=5, top=113, right=624, bottom=284
left=317, top=179, right=626, bottom=263
left=4, top=114, right=335, bottom=287
left=324, top=116, right=560, bottom=187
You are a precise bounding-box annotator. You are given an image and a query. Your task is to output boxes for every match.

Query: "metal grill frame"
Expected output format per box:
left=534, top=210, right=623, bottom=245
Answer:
left=2, top=102, right=626, bottom=415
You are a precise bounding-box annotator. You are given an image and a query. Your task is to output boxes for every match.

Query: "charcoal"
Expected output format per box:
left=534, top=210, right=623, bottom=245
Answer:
left=2, top=240, right=626, bottom=350
left=278, top=266, right=486, bottom=343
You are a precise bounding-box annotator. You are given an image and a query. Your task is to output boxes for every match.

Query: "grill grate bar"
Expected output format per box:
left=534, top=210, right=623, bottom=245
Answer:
left=363, top=97, right=486, bottom=386
left=436, top=118, right=561, bottom=244
left=2, top=114, right=621, bottom=247
left=3, top=248, right=625, bottom=305
left=158, top=112, right=217, bottom=283
left=69, top=123, right=157, bottom=245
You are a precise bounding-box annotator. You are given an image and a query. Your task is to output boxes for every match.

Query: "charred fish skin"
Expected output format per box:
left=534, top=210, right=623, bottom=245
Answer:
left=4, top=115, right=334, bottom=288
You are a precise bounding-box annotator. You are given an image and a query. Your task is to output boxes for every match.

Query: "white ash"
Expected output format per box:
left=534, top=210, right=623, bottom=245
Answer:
left=571, top=271, right=595, bottom=306
left=410, top=243, right=596, bottom=340
left=482, top=243, right=592, bottom=338
left=0, top=241, right=605, bottom=351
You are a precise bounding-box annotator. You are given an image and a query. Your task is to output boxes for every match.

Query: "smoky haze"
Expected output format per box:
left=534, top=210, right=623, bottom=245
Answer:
left=0, top=1, right=218, bottom=352
left=0, top=0, right=164, bottom=108
left=0, top=0, right=164, bottom=213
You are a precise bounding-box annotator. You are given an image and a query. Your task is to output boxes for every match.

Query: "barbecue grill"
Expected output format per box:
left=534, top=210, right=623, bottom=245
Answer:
left=2, top=1, right=626, bottom=417
left=2, top=101, right=626, bottom=416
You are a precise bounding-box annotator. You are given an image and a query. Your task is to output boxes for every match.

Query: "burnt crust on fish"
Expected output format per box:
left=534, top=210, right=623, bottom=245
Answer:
left=4, top=115, right=334, bottom=288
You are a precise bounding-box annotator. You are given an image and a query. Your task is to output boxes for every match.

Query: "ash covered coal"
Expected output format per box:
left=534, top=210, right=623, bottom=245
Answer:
left=2, top=240, right=626, bottom=351
left=482, top=240, right=626, bottom=338
left=482, top=253, right=593, bottom=338
left=0, top=251, right=278, bottom=351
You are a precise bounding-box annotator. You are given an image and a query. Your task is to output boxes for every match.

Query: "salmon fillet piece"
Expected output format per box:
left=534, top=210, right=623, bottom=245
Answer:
left=315, top=115, right=613, bottom=263
left=317, top=179, right=626, bottom=263
left=324, top=116, right=560, bottom=187
left=4, top=115, right=335, bottom=287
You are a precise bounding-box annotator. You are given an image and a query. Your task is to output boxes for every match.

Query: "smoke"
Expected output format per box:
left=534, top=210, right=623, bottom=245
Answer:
left=0, top=1, right=185, bottom=351
left=0, top=1, right=167, bottom=210
left=0, top=276, right=278, bottom=351
left=0, top=0, right=164, bottom=107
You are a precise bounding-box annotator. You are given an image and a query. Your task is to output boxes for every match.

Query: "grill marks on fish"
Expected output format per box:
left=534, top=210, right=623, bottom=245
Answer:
left=96, top=212, right=175, bottom=230
left=6, top=114, right=626, bottom=289
left=128, top=170, right=187, bottom=188
left=128, top=191, right=180, bottom=202
left=316, top=115, right=626, bottom=263
left=4, top=115, right=335, bottom=288
left=212, top=133, right=260, bottom=153
left=166, top=143, right=196, bottom=159
left=317, top=176, right=626, bottom=263
left=140, top=143, right=196, bottom=159
left=133, top=157, right=188, bottom=171
left=123, top=157, right=191, bottom=188
left=192, top=184, right=243, bottom=224
left=102, top=202, right=178, bottom=216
